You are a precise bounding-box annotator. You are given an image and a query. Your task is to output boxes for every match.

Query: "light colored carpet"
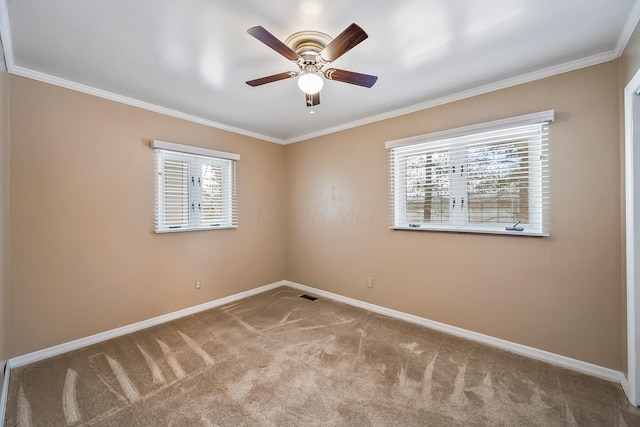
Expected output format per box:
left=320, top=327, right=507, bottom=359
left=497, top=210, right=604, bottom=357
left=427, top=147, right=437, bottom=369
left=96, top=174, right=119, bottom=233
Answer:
left=4, top=286, right=640, bottom=426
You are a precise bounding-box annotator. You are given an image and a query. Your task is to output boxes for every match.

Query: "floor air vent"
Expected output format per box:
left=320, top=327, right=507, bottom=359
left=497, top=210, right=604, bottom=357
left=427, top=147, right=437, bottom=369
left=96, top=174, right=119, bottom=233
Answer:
left=299, top=294, right=318, bottom=301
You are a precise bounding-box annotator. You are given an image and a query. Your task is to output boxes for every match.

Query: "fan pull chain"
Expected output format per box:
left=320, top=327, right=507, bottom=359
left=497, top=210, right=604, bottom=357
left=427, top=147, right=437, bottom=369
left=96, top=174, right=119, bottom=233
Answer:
left=308, top=93, right=315, bottom=114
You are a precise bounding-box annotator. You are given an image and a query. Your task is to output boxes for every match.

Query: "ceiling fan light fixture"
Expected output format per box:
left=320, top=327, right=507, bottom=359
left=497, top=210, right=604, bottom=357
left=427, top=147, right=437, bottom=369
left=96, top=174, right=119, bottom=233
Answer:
left=298, top=71, right=323, bottom=95
left=246, top=24, right=376, bottom=107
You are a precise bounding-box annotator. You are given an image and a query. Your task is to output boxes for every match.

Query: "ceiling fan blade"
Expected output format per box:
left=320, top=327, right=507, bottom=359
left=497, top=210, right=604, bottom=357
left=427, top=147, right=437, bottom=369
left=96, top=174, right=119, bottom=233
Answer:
left=246, top=71, right=297, bottom=87
left=247, top=26, right=300, bottom=61
left=318, top=23, right=368, bottom=63
left=305, top=92, right=320, bottom=107
left=324, top=68, right=378, bottom=88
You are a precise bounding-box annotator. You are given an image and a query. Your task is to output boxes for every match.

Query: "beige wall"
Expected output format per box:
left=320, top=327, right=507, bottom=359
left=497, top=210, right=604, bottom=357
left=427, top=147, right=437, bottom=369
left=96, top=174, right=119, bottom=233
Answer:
left=3, top=58, right=627, bottom=372
left=285, top=61, right=623, bottom=370
left=620, top=19, right=640, bottom=380
left=622, top=23, right=640, bottom=87
left=7, top=75, right=286, bottom=357
left=0, top=70, right=7, bottom=369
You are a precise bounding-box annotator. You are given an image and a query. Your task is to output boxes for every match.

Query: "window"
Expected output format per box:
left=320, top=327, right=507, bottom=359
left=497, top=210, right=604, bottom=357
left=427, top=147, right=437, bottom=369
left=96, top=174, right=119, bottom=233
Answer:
left=152, top=140, right=239, bottom=233
left=386, top=111, right=553, bottom=236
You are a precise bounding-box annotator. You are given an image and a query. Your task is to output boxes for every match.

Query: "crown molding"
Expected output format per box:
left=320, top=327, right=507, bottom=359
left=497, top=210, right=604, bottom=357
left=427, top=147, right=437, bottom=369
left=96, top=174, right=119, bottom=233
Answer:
left=9, top=66, right=285, bottom=144
left=0, top=0, right=631, bottom=145
left=615, top=0, right=640, bottom=57
left=0, top=0, right=13, bottom=70
left=6, top=51, right=619, bottom=146
left=0, top=0, right=285, bottom=145
left=10, top=49, right=618, bottom=147
left=283, top=50, right=617, bottom=144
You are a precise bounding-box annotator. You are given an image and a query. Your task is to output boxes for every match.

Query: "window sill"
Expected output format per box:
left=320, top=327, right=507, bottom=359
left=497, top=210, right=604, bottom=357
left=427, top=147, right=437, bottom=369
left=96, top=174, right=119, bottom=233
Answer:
left=155, top=225, right=238, bottom=234
left=391, top=225, right=548, bottom=238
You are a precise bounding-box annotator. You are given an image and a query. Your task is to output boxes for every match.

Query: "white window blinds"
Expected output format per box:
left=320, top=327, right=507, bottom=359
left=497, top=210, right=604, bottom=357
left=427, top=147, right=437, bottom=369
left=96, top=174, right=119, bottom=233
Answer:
left=386, top=111, right=553, bottom=236
left=152, top=140, right=239, bottom=233
left=162, top=157, right=190, bottom=227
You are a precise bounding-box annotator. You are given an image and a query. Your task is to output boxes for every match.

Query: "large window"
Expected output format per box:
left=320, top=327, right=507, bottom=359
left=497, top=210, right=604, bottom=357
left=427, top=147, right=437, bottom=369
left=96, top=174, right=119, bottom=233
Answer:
left=386, top=111, right=553, bottom=236
left=152, top=140, right=239, bottom=233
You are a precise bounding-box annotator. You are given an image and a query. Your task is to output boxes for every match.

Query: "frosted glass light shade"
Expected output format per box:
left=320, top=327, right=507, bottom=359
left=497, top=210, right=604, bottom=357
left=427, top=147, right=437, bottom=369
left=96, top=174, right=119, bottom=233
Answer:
left=298, top=72, right=323, bottom=94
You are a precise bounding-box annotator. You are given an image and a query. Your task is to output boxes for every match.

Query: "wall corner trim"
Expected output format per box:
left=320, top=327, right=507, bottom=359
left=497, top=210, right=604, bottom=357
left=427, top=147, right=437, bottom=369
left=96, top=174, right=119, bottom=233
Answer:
left=0, top=361, right=8, bottom=425
left=622, top=374, right=632, bottom=400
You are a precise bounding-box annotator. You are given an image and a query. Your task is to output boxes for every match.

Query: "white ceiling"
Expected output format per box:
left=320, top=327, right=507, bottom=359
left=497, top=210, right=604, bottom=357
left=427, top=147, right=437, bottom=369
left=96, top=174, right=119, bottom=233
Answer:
left=0, top=0, right=638, bottom=144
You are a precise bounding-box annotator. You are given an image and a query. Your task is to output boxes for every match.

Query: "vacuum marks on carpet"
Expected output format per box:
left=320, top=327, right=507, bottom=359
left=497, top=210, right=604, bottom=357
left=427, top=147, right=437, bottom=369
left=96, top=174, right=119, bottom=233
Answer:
left=5, top=287, right=640, bottom=426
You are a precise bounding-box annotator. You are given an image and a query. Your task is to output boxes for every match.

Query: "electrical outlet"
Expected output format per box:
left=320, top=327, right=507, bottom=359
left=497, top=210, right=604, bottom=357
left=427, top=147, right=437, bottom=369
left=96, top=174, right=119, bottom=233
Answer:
left=195, top=280, right=201, bottom=290
left=367, top=277, right=373, bottom=288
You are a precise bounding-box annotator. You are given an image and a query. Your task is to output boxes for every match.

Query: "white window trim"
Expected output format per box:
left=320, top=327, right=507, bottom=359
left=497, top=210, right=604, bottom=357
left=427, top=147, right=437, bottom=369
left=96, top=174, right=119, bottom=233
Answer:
left=151, top=140, right=240, bottom=161
left=152, top=140, right=239, bottom=233
left=385, top=110, right=554, bottom=150
left=386, top=110, right=554, bottom=237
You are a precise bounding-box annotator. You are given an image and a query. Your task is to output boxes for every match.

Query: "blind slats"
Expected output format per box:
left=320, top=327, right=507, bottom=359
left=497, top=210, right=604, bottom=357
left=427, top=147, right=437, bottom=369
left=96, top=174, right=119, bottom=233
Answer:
left=154, top=147, right=238, bottom=232
left=387, top=118, right=551, bottom=236
left=162, top=159, right=189, bottom=226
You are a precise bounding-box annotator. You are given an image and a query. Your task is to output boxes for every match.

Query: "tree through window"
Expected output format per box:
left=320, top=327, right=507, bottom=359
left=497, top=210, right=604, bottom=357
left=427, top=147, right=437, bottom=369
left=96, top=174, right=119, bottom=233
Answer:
left=153, top=140, right=239, bottom=233
left=387, top=111, right=552, bottom=236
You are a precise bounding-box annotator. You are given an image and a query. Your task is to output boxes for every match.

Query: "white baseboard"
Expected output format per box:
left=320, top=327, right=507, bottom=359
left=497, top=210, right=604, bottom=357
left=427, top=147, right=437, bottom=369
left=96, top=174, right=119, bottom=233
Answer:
left=7, top=281, right=287, bottom=369
left=282, top=280, right=625, bottom=384
left=0, top=361, right=7, bottom=426
left=0, top=280, right=288, bottom=426
left=0, top=278, right=627, bottom=426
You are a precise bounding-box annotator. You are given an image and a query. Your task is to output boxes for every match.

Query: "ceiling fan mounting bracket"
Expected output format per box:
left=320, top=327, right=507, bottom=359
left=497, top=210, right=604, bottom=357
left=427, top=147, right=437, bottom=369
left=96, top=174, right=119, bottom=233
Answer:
left=284, top=31, right=332, bottom=63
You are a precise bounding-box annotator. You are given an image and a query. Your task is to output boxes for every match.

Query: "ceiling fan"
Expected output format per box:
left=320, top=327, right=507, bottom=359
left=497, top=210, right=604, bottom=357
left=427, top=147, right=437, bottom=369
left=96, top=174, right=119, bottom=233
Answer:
left=246, top=23, right=378, bottom=109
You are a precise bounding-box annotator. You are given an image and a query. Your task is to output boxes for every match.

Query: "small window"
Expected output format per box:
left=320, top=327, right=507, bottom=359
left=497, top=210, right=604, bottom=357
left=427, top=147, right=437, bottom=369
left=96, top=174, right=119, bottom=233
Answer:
left=152, top=140, right=239, bottom=233
left=386, top=111, right=553, bottom=236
